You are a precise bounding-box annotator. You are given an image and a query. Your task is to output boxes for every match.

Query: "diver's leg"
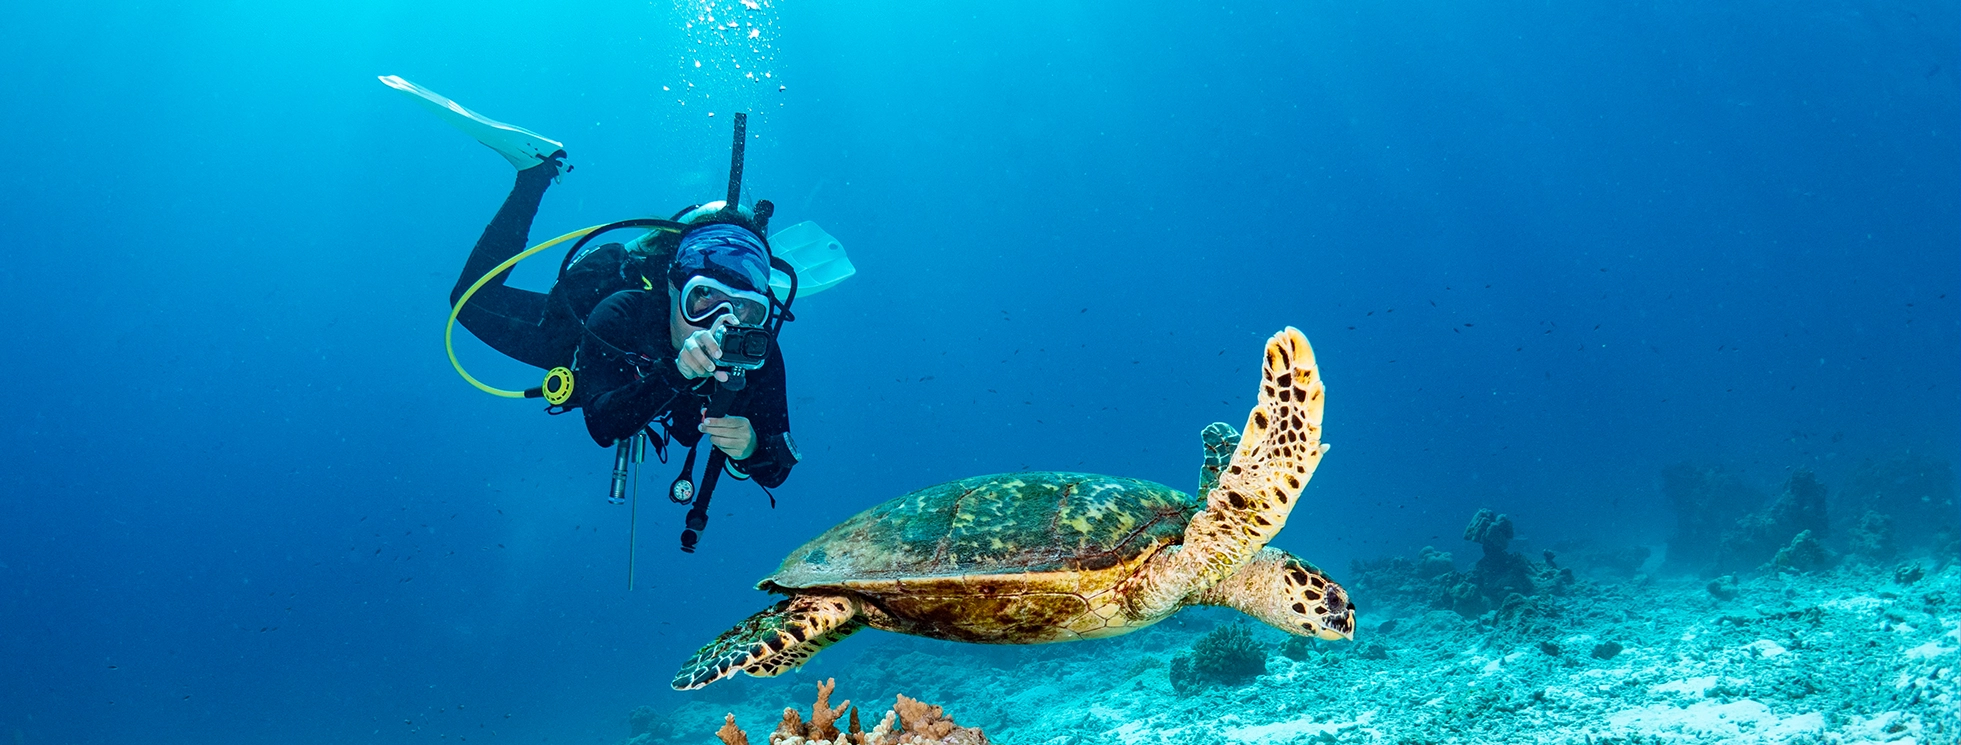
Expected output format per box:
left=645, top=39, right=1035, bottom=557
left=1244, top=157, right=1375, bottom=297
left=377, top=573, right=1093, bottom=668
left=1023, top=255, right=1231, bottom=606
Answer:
left=449, top=158, right=566, bottom=368
left=451, top=157, right=561, bottom=308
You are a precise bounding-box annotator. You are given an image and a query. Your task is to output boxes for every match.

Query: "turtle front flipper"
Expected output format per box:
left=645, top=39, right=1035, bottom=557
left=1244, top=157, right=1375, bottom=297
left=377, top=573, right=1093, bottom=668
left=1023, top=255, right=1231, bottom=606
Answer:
left=1196, top=422, right=1242, bottom=496
left=1129, top=328, right=1327, bottom=619
left=671, top=594, right=862, bottom=690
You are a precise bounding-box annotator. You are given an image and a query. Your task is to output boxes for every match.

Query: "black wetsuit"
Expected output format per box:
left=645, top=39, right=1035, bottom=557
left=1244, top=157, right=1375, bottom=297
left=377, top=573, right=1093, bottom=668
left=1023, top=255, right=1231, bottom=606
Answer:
left=450, top=162, right=799, bottom=488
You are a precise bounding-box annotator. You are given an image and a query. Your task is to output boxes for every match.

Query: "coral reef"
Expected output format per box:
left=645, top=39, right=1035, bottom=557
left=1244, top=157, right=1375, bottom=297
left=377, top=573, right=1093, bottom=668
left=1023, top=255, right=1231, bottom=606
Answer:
left=1461, top=509, right=1536, bottom=609
left=620, top=459, right=1957, bottom=745
left=1664, top=459, right=1957, bottom=579
left=1276, top=634, right=1315, bottom=662
left=1167, top=623, right=1268, bottom=695
left=629, top=705, right=659, bottom=737
left=1839, top=455, right=1958, bottom=554
left=1119, top=655, right=1162, bottom=679
left=1347, top=509, right=1588, bottom=622
left=1485, top=591, right=1563, bottom=651
left=1545, top=539, right=1653, bottom=577
left=1706, top=574, right=1739, bottom=601
left=1770, top=529, right=1833, bottom=573
left=1452, top=508, right=1574, bottom=617
left=1846, top=509, right=1897, bottom=562
left=1719, top=470, right=1830, bottom=573
left=630, top=558, right=1961, bottom=745
left=1662, top=463, right=1765, bottom=570
left=1415, top=545, right=1455, bottom=578
left=710, top=679, right=987, bottom=745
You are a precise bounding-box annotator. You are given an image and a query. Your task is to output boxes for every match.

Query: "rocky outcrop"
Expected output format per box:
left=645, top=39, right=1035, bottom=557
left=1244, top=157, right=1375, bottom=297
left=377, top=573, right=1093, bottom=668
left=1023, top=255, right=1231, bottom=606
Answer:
left=1718, top=470, right=1830, bottom=573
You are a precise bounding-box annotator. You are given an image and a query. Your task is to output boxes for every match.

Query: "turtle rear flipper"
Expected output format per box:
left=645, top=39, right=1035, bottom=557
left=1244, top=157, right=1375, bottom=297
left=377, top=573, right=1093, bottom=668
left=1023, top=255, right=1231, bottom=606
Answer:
left=671, top=594, right=862, bottom=690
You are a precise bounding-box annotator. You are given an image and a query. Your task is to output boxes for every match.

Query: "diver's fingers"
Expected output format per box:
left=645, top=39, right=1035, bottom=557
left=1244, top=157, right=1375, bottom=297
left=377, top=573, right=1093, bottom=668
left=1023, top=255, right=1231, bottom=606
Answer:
left=677, top=339, right=715, bottom=379
left=701, top=416, right=749, bottom=433
left=694, top=329, right=724, bottom=360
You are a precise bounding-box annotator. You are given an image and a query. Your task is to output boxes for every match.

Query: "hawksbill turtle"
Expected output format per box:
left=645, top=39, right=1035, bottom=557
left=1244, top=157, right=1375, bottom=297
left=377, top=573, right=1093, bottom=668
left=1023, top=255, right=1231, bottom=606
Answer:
left=673, top=327, right=1352, bottom=690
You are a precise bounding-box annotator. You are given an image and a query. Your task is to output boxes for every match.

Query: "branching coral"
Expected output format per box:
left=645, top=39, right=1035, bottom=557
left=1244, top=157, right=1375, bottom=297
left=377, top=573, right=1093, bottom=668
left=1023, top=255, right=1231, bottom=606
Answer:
left=717, top=714, right=751, bottom=745
left=712, top=679, right=988, bottom=745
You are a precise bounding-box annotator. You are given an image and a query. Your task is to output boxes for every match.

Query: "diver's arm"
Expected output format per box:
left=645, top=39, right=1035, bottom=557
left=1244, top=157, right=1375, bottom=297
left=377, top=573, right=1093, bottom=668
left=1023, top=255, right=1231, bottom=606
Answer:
left=728, top=341, right=797, bottom=488
left=577, top=292, right=691, bottom=447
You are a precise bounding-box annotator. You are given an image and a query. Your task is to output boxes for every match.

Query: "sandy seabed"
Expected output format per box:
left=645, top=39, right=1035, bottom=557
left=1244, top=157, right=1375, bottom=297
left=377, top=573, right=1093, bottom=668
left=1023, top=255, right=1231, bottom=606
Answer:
left=633, top=557, right=1958, bottom=745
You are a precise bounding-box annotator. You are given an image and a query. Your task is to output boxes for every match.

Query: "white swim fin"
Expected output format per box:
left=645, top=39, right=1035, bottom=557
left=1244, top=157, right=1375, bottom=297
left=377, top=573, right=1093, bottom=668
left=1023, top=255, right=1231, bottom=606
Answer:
left=768, top=221, right=855, bottom=300
left=379, top=75, right=566, bottom=171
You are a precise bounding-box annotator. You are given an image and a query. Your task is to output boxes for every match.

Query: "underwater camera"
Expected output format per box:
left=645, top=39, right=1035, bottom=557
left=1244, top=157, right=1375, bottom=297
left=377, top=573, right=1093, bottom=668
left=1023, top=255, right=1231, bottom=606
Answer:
left=714, top=324, right=772, bottom=371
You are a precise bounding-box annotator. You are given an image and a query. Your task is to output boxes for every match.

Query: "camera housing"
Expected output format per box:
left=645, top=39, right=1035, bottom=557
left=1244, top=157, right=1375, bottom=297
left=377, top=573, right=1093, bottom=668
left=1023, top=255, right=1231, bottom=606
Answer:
left=714, top=324, right=772, bottom=371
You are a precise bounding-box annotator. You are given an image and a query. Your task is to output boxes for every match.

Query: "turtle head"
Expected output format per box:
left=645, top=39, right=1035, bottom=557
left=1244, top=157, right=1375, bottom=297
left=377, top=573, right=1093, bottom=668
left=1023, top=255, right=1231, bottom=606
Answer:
left=1194, top=547, right=1356, bottom=641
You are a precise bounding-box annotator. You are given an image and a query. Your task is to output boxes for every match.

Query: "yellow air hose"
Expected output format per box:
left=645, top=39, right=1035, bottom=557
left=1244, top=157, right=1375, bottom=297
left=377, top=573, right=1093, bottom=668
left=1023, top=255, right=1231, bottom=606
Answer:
left=444, top=225, right=607, bottom=398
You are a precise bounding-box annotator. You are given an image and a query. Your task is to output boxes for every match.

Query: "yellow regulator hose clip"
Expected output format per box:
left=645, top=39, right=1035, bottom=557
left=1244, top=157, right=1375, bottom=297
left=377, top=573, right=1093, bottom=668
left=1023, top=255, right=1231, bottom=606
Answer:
left=541, top=367, right=575, bottom=405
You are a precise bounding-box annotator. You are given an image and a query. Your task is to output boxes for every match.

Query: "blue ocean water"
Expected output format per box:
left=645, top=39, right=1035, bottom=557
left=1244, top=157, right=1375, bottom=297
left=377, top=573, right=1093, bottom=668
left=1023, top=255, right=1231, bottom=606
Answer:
left=1, top=1, right=1955, bottom=743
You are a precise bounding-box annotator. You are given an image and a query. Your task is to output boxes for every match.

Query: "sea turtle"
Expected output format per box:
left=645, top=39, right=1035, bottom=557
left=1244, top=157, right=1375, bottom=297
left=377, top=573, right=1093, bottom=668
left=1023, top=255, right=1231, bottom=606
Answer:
left=673, top=327, right=1352, bottom=690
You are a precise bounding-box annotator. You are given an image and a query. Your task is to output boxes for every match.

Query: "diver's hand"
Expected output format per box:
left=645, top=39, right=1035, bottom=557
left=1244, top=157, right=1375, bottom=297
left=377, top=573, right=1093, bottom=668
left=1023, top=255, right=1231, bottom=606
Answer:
left=700, top=415, right=757, bottom=460
left=675, top=314, right=740, bottom=382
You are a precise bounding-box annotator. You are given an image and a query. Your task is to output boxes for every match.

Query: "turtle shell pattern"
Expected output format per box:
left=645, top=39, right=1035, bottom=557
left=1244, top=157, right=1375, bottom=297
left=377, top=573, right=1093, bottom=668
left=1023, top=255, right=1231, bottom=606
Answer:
left=762, top=472, right=1198, bottom=642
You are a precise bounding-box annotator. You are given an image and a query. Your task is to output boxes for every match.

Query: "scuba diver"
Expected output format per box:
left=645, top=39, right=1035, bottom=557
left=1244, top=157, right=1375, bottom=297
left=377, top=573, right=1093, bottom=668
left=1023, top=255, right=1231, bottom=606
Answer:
left=382, top=76, right=854, bottom=554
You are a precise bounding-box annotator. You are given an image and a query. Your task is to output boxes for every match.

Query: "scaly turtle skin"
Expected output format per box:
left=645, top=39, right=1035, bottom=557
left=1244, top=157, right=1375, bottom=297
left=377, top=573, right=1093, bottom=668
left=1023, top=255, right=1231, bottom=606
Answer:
left=674, top=327, right=1352, bottom=690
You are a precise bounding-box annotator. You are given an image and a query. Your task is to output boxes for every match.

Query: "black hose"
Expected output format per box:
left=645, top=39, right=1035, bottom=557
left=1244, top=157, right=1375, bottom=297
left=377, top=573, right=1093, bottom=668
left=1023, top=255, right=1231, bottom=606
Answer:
left=556, top=218, right=686, bottom=275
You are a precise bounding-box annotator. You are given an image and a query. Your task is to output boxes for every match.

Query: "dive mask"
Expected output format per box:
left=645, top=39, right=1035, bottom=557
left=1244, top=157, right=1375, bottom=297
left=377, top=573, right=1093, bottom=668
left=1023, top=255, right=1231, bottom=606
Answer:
left=680, top=275, right=771, bottom=326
